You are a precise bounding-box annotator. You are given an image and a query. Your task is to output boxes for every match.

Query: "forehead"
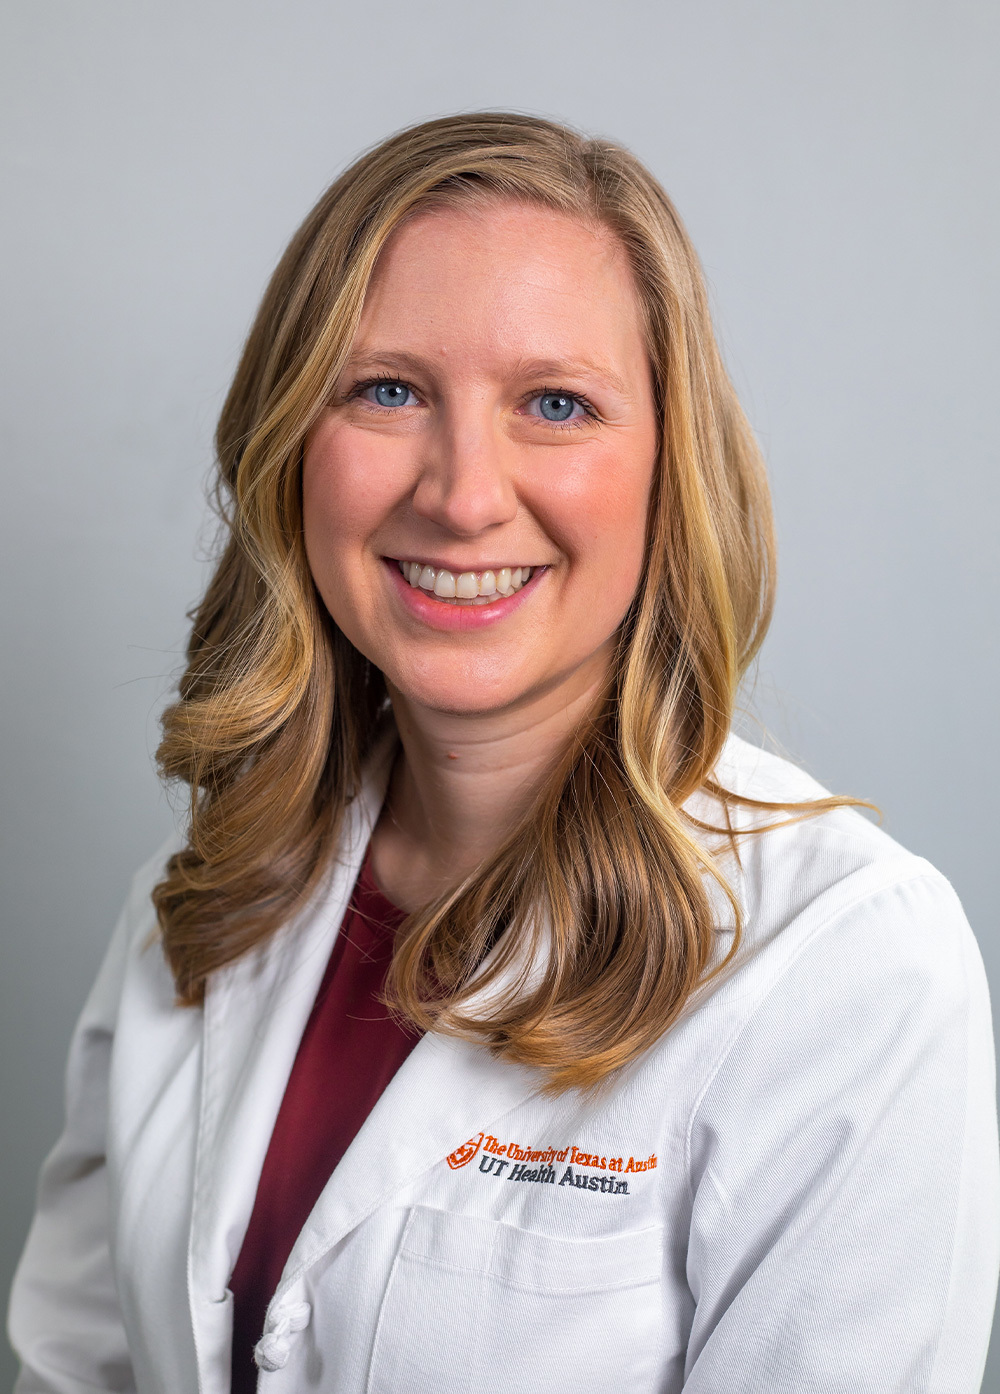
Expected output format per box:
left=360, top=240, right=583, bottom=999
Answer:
left=354, top=200, right=649, bottom=374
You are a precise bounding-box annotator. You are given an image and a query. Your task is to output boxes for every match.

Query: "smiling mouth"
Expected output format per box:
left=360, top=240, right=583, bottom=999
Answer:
left=395, top=559, right=535, bottom=606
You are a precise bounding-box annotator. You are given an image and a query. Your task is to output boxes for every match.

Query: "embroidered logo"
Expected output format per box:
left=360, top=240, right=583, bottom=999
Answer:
left=445, top=1132, right=657, bottom=1196
left=446, top=1131, right=484, bottom=1169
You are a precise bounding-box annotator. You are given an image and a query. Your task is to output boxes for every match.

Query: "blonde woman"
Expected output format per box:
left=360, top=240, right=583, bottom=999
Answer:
left=9, top=113, right=998, bottom=1393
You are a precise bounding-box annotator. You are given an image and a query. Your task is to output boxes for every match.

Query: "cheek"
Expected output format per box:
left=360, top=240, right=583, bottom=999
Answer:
left=579, top=532, right=647, bottom=645
left=301, top=465, right=346, bottom=609
left=548, top=457, right=653, bottom=608
left=301, top=429, right=397, bottom=588
left=301, top=462, right=376, bottom=649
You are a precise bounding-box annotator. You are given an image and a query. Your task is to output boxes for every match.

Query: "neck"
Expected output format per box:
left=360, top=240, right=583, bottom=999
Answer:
left=369, top=662, right=610, bottom=911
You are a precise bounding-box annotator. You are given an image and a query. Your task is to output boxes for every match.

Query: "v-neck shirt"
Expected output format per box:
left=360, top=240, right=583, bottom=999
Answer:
left=228, top=852, right=417, bottom=1392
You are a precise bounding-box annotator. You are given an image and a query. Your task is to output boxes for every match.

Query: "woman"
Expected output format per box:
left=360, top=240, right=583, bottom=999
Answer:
left=9, top=113, right=998, bottom=1392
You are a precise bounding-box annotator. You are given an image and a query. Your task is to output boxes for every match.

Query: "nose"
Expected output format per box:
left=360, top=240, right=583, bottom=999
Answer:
left=410, top=405, right=518, bottom=537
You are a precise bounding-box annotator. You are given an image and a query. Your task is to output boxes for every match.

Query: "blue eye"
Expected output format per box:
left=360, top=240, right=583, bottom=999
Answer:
left=367, top=380, right=414, bottom=408
left=537, top=392, right=577, bottom=422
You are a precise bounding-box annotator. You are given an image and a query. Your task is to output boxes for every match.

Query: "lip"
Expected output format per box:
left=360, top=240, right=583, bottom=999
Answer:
left=382, top=556, right=543, bottom=632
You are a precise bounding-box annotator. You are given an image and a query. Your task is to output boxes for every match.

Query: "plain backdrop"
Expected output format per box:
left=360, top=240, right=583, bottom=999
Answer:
left=2, top=0, right=997, bottom=1387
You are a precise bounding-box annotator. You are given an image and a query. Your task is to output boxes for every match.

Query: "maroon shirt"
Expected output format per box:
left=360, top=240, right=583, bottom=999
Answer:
left=229, top=853, right=417, bottom=1392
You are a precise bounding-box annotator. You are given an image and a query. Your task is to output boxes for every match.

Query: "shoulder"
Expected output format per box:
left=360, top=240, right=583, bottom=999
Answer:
left=693, top=736, right=985, bottom=1034
left=715, top=733, right=965, bottom=932
left=674, top=751, right=1000, bottom=1394
left=119, top=831, right=186, bottom=956
left=681, top=739, right=994, bottom=1163
left=79, top=833, right=186, bottom=1033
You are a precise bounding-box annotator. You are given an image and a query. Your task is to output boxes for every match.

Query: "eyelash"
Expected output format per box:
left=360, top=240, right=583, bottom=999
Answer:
left=346, top=375, right=602, bottom=428
left=347, top=373, right=418, bottom=406
left=523, top=386, right=601, bottom=428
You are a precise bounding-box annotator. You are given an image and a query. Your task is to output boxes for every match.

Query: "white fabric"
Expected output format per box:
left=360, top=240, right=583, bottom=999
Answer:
left=7, top=733, right=999, bottom=1393
left=253, top=1301, right=311, bottom=1372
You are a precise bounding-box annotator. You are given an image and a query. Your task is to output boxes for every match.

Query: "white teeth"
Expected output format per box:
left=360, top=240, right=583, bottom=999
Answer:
left=433, top=569, right=456, bottom=598
left=397, top=560, right=534, bottom=603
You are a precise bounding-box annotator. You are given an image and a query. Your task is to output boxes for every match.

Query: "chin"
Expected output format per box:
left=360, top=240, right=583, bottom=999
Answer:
left=393, top=680, right=531, bottom=719
left=381, top=653, right=540, bottom=718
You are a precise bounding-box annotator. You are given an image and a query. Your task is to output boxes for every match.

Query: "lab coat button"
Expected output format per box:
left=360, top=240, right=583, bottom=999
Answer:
left=253, top=1301, right=312, bottom=1371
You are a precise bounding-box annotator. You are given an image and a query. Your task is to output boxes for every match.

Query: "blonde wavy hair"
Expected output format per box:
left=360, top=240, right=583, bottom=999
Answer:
left=154, top=112, right=848, bottom=1090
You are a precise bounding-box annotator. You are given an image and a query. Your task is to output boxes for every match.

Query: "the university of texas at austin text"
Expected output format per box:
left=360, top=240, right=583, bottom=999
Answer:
left=446, top=1131, right=658, bottom=1195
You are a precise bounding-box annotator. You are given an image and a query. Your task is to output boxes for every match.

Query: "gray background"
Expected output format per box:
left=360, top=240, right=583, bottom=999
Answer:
left=2, top=0, right=997, bottom=1386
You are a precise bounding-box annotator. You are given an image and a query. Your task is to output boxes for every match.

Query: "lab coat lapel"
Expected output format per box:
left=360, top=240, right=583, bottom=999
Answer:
left=275, top=1022, right=543, bottom=1299
left=186, top=730, right=396, bottom=1393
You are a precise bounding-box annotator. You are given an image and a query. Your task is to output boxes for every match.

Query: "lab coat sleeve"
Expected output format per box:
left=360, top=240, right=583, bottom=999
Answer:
left=683, top=869, right=1000, bottom=1393
left=6, top=861, right=157, bottom=1393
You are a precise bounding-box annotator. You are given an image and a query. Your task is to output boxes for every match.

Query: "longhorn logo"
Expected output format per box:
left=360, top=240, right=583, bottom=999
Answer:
left=446, top=1131, right=484, bottom=1169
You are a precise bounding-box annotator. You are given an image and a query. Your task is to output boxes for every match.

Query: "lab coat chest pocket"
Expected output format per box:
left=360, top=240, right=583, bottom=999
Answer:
left=368, top=1206, right=663, bottom=1394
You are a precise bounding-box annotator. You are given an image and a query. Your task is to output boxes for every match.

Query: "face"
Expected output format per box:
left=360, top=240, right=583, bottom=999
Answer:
left=302, top=200, right=659, bottom=719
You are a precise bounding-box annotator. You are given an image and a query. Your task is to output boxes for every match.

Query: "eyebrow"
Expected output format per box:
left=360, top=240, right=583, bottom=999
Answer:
left=509, top=356, right=632, bottom=397
left=340, top=350, right=633, bottom=398
left=341, top=350, right=435, bottom=380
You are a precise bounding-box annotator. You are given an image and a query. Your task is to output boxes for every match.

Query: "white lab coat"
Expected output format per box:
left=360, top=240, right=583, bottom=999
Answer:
left=8, top=731, right=1000, bottom=1393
